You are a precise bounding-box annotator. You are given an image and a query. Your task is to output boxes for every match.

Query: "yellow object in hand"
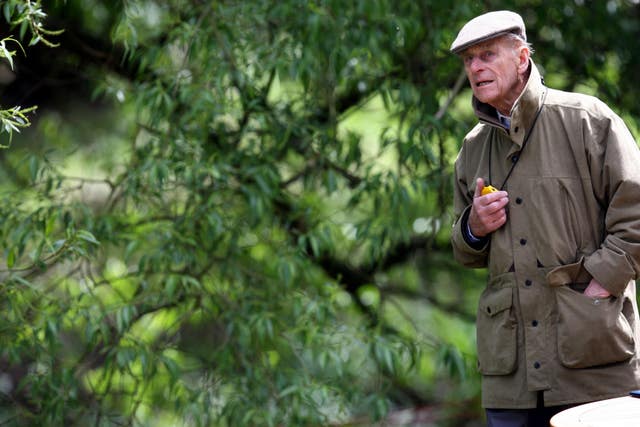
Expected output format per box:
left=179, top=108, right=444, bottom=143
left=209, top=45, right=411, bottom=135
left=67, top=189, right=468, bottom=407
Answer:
left=481, top=185, right=498, bottom=196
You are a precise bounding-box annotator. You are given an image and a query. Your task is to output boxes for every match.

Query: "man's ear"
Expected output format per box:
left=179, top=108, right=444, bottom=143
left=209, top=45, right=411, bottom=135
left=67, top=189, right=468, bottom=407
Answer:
left=517, top=46, right=530, bottom=73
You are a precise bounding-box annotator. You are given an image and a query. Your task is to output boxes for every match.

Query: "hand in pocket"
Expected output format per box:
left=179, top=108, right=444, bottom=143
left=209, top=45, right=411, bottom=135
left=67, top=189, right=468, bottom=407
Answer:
left=584, top=279, right=611, bottom=299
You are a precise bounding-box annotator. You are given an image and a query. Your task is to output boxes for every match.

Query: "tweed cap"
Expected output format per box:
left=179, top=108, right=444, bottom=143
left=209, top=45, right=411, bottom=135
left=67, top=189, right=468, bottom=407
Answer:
left=450, top=11, right=526, bottom=54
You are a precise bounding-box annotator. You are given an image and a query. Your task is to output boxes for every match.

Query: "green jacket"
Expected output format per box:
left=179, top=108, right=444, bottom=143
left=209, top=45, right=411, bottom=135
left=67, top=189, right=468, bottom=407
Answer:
left=452, top=61, right=640, bottom=409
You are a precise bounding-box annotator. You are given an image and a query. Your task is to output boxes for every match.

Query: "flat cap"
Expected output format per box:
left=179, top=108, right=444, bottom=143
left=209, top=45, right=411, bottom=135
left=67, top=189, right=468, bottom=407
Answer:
left=450, top=10, right=526, bottom=54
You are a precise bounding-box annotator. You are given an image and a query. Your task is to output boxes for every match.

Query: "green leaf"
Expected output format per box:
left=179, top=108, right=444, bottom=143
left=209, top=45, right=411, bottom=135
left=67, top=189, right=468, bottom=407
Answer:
left=326, top=168, right=337, bottom=193
left=277, top=259, right=294, bottom=286
left=29, top=156, right=39, bottom=181
left=7, top=248, right=15, bottom=268
left=124, top=240, right=139, bottom=261
left=76, top=230, right=100, bottom=246
left=165, top=275, right=178, bottom=298
left=0, top=42, right=14, bottom=69
left=19, top=20, right=28, bottom=40
left=278, top=384, right=298, bottom=399
left=162, top=356, right=180, bottom=381
left=3, top=3, right=11, bottom=23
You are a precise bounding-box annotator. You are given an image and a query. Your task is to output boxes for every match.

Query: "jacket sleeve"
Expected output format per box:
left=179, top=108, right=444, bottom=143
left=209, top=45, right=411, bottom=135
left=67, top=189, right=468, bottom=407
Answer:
left=582, top=106, right=640, bottom=296
left=451, top=145, right=489, bottom=268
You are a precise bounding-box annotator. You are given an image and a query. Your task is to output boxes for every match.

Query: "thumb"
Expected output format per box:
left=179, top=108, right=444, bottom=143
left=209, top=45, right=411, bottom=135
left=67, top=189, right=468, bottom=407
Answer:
left=474, top=177, right=485, bottom=198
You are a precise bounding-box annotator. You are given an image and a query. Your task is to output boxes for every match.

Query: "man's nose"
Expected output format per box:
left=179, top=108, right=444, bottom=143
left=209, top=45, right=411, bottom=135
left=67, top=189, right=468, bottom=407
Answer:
left=467, top=57, right=483, bottom=72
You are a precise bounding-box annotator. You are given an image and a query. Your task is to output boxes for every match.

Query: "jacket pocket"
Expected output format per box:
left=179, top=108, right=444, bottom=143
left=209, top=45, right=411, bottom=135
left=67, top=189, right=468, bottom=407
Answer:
left=477, top=286, right=517, bottom=375
left=554, top=285, right=635, bottom=368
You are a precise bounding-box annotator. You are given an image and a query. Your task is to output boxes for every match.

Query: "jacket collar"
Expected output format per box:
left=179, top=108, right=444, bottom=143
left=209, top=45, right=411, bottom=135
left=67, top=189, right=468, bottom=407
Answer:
left=472, top=60, right=546, bottom=147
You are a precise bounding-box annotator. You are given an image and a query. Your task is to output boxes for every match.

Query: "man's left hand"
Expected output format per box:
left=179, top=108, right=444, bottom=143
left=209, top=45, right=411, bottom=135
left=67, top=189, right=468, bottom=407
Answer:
left=584, top=279, right=611, bottom=298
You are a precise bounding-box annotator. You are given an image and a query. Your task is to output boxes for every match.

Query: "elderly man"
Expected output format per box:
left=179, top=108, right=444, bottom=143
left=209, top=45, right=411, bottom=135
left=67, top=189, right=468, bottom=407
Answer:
left=449, top=10, right=640, bottom=427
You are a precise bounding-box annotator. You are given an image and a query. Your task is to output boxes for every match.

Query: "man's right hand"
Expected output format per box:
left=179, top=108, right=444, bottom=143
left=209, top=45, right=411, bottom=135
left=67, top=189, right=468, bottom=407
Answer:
left=468, top=178, right=509, bottom=237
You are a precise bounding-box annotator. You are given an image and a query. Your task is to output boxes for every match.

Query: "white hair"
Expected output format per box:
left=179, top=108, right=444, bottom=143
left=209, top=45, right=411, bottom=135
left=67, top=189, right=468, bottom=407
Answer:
left=503, top=32, right=534, bottom=55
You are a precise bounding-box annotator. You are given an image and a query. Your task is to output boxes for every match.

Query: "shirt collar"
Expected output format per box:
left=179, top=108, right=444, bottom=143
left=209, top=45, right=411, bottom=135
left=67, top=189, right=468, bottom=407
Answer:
left=472, top=60, right=546, bottom=146
left=496, top=110, right=511, bottom=129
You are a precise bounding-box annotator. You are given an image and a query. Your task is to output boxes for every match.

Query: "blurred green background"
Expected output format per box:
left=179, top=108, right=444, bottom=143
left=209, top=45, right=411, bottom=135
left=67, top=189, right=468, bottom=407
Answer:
left=0, top=0, right=639, bottom=426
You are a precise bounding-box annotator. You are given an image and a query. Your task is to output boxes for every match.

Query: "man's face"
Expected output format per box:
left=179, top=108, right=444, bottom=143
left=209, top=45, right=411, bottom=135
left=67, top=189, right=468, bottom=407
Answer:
left=461, top=37, right=525, bottom=114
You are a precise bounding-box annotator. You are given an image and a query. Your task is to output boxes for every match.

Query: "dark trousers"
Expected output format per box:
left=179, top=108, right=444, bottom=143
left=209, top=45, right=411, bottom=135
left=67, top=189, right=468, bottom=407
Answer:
left=485, top=392, right=574, bottom=427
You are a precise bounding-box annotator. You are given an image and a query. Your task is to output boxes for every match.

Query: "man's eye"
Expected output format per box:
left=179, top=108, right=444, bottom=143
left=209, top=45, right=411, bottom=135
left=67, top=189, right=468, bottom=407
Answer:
left=481, top=51, right=495, bottom=60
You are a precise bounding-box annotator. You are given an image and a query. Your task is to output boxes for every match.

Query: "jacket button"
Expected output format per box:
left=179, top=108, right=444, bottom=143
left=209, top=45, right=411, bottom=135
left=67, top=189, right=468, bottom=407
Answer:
left=516, top=197, right=523, bottom=204
left=525, top=280, right=532, bottom=287
left=534, top=362, right=541, bottom=369
left=511, top=154, right=519, bottom=163
left=532, top=320, right=538, bottom=327
left=520, top=238, right=527, bottom=245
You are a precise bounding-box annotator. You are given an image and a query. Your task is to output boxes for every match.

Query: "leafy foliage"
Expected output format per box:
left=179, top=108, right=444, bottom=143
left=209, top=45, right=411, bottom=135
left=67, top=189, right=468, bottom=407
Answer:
left=0, top=34, right=29, bottom=142
left=1, top=0, right=639, bottom=426
left=0, top=0, right=65, bottom=143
